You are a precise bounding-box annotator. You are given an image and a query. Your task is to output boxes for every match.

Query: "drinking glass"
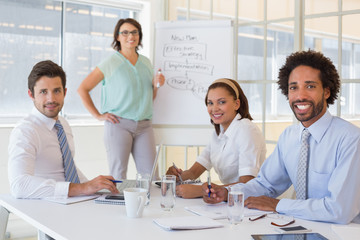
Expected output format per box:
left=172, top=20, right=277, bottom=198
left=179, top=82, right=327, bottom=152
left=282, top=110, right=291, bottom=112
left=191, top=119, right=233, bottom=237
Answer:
left=227, top=185, right=244, bottom=224
left=136, top=173, right=151, bottom=205
left=160, top=175, right=176, bottom=211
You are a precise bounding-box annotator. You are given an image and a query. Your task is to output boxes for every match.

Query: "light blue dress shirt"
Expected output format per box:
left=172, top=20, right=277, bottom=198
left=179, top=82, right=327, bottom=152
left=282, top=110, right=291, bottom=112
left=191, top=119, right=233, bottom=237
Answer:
left=237, top=111, right=360, bottom=224
left=98, top=51, right=154, bottom=121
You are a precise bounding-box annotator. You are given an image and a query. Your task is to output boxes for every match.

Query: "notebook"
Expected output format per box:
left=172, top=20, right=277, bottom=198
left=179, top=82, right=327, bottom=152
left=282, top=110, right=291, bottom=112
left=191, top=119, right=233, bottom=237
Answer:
left=153, top=216, right=224, bottom=230
left=95, top=194, right=125, bottom=205
left=44, top=195, right=98, bottom=205
left=115, top=144, right=162, bottom=194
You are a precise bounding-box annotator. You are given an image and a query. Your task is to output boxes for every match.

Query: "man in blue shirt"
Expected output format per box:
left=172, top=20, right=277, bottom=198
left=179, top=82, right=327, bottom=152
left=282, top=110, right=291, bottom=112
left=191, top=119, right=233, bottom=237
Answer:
left=203, top=50, right=360, bottom=224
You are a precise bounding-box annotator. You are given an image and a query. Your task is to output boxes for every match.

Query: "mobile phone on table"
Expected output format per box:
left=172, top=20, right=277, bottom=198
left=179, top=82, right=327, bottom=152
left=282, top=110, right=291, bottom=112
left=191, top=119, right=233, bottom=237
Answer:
left=105, top=194, right=124, bottom=200
left=275, top=225, right=311, bottom=233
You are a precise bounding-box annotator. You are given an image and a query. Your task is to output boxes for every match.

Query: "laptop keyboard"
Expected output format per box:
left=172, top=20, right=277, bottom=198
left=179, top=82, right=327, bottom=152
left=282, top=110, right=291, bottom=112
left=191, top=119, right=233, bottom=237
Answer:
left=117, top=180, right=136, bottom=193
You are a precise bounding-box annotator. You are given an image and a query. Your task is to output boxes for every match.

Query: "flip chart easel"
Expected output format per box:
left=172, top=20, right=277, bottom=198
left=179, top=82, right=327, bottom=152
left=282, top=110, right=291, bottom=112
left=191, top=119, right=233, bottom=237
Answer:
left=153, top=20, right=233, bottom=125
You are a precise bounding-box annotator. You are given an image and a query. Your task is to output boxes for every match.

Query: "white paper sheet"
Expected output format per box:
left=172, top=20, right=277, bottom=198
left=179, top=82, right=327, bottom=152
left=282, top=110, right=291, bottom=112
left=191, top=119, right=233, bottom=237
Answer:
left=153, top=216, right=224, bottom=230
left=331, top=223, right=360, bottom=240
left=185, top=203, right=273, bottom=219
left=43, top=195, right=98, bottom=205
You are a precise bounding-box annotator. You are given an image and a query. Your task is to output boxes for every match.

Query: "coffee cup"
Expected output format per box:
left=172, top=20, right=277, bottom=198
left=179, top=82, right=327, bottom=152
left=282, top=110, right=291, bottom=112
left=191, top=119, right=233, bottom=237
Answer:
left=123, top=188, right=147, bottom=218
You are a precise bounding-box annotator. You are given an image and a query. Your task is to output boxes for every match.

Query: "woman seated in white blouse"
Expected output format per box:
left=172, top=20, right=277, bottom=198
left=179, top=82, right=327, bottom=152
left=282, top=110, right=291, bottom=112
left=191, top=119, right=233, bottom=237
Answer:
left=166, top=78, right=266, bottom=198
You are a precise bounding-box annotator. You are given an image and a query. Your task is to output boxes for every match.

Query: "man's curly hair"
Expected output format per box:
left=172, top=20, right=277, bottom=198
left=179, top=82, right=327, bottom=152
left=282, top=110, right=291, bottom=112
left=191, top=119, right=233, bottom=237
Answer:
left=277, top=50, right=340, bottom=106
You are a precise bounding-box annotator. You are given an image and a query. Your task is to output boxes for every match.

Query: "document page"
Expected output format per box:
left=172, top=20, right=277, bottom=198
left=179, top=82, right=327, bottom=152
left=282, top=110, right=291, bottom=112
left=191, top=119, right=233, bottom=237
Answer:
left=43, top=195, right=98, bottom=205
left=185, top=203, right=273, bottom=219
left=153, top=216, right=224, bottom=230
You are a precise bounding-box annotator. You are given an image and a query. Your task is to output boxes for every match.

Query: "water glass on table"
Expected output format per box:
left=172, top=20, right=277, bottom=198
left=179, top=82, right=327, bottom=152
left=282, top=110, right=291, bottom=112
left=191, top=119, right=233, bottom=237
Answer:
left=136, top=173, right=151, bottom=205
left=227, top=185, right=244, bottom=224
left=160, top=175, right=176, bottom=211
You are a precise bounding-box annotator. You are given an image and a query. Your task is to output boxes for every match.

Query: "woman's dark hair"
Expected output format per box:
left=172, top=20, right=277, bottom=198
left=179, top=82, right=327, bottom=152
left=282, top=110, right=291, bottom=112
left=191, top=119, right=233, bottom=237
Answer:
left=111, top=18, right=143, bottom=52
left=28, top=60, right=66, bottom=96
left=205, top=78, right=253, bottom=135
left=278, top=50, right=340, bottom=106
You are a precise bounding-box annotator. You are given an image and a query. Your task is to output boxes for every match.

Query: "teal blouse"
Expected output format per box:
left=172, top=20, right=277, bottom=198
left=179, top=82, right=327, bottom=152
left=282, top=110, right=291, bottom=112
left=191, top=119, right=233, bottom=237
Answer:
left=98, top=51, right=154, bottom=121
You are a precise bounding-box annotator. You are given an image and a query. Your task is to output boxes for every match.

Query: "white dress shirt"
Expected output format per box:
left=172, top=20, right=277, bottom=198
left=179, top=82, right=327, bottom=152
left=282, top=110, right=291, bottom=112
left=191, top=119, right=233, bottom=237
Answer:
left=196, top=114, right=266, bottom=184
left=8, top=107, right=87, bottom=199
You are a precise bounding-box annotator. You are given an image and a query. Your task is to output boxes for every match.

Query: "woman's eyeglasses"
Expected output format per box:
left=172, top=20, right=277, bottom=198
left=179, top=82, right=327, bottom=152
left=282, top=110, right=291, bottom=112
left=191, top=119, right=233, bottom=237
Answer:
left=249, top=213, right=295, bottom=227
left=119, top=30, right=139, bottom=37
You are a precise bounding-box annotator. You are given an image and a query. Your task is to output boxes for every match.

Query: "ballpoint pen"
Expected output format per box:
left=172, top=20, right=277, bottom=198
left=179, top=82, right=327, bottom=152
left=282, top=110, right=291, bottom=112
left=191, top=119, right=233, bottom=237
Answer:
left=172, top=162, right=184, bottom=183
left=207, top=171, right=211, bottom=197
left=249, top=214, right=267, bottom=221
left=110, top=180, right=123, bottom=183
left=156, top=69, right=162, bottom=88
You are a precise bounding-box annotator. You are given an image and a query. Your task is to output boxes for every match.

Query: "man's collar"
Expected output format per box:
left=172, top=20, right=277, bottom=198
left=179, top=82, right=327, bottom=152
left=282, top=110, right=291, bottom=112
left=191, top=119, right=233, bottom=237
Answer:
left=31, top=107, right=57, bottom=131
left=299, top=110, right=332, bottom=143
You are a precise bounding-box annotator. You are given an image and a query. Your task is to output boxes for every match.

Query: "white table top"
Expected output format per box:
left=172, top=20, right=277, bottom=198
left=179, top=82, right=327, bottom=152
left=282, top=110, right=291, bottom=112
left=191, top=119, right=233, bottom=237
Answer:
left=0, top=185, right=342, bottom=240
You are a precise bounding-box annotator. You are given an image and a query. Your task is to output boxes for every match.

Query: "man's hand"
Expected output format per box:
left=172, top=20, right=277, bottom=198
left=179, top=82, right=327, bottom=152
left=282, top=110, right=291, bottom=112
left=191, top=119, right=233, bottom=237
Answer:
left=68, top=175, right=119, bottom=197
left=245, top=196, right=280, bottom=212
left=202, top=182, right=228, bottom=204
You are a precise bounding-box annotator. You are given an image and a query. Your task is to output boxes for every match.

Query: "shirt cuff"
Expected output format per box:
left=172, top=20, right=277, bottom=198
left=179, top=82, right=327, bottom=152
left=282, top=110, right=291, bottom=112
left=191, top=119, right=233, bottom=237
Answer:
left=54, top=182, right=71, bottom=198
left=196, top=159, right=211, bottom=171
left=275, top=198, right=290, bottom=214
left=238, top=167, right=258, bottom=177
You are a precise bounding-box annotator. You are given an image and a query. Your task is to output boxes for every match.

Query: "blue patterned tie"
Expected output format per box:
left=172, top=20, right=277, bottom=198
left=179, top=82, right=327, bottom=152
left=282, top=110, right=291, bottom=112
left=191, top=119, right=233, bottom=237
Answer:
left=296, top=128, right=311, bottom=200
left=55, top=121, right=80, bottom=183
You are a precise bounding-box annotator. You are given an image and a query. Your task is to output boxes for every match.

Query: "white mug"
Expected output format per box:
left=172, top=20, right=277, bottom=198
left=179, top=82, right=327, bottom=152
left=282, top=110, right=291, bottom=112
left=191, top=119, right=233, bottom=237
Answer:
left=123, top=188, right=147, bottom=218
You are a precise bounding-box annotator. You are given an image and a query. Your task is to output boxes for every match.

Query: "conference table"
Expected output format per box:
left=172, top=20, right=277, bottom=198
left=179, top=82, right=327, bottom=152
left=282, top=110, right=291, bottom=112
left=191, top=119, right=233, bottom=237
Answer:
left=0, top=185, right=344, bottom=240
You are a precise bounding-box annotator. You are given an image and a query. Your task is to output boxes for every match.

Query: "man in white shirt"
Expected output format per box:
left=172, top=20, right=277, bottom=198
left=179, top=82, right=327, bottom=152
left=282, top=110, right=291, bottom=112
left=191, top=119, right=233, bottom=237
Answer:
left=8, top=60, right=119, bottom=199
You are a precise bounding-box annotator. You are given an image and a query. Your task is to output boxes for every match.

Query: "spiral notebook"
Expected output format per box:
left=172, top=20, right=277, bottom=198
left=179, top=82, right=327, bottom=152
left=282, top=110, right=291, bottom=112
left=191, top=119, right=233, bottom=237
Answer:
left=94, top=195, right=125, bottom=205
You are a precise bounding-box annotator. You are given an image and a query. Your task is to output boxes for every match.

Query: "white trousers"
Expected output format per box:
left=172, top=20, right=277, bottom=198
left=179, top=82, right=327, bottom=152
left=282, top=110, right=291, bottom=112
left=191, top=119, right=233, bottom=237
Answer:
left=104, top=118, right=156, bottom=179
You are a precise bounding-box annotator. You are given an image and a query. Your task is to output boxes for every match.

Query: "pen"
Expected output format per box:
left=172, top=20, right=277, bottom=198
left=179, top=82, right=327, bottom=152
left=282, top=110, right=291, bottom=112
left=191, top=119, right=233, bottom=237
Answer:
left=156, top=69, right=161, bottom=88
left=172, top=162, right=184, bottom=183
left=249, top=214, right=267, bottom=221
left=207, top=171, right=211, bottom=198
left=110, top=180, right=123, bottom=183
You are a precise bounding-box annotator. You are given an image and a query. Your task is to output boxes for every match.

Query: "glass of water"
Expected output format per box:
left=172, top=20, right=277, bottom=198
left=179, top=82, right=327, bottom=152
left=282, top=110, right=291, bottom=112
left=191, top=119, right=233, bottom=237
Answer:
left=136, top=173, right=151, bottom=205
left=227, top=185, right=244, bottom=224
left=160, top=175, right=176, bottom=211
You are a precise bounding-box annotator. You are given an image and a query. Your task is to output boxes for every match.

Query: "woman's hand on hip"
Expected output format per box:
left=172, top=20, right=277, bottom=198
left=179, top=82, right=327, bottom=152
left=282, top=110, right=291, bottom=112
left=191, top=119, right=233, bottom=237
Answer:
left=97, top=113, right=120, bottom=124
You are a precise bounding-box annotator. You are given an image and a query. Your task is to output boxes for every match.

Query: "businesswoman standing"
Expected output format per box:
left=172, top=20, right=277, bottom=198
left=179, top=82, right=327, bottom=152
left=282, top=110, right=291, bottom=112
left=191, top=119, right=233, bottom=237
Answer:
left=78, top=18, right=164, bottom=179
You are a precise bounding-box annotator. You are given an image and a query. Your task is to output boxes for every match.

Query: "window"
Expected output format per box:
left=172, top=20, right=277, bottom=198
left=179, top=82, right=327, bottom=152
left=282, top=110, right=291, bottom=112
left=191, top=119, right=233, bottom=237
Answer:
left=167, top=0, right=360, bottom=140
left=0, top=0, right=140, bottom=123
left=63, top=2, right=136, bottom=119
left=0, top=0, right=62, bottom=121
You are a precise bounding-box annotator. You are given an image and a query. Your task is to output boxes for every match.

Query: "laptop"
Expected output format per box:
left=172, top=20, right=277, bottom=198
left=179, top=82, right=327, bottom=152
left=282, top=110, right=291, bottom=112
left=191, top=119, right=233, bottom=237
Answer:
left=115, top=144, right=162, bottom=194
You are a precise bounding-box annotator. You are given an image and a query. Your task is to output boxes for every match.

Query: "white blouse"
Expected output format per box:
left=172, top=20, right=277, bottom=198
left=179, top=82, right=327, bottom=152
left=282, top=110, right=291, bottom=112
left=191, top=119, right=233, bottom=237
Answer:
left=197, top=114, right=266, bottom=184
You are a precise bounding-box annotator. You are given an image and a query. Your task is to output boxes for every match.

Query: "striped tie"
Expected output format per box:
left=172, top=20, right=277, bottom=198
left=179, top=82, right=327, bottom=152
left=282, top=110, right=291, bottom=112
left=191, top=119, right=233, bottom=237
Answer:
left=296, top=128, right=311, bottom=200
left=55, top=121, right=80, bottom=183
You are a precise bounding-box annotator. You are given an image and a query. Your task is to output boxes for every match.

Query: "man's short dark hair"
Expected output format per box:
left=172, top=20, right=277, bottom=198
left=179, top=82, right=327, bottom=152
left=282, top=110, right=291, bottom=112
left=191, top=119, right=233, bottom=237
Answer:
left=28, top=60, right=66, bottom=96
left=277, top=50, right=340, bottom=106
